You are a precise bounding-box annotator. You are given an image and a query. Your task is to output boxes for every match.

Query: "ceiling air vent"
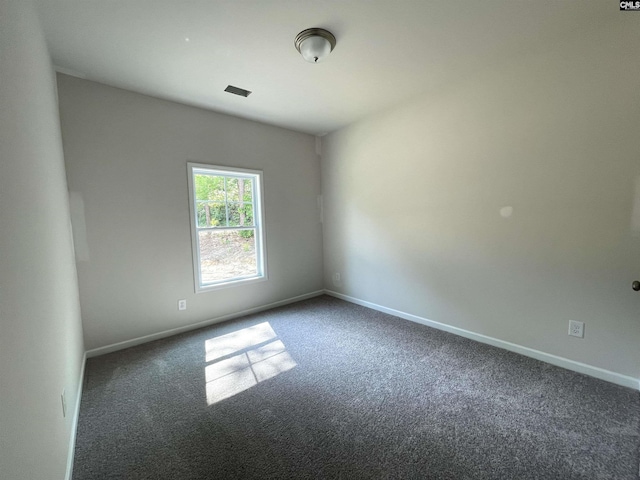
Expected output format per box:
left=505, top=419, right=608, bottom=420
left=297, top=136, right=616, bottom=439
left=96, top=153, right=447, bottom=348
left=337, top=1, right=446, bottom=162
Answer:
left=224, top=85, right=252, bottom=97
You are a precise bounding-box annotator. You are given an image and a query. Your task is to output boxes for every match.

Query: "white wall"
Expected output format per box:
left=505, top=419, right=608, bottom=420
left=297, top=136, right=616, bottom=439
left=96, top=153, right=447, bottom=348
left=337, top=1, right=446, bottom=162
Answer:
left=321, top=20, right=640, bottom=379
left=57, top=75, right=323, bottom=351
left=0, top=1, right=85, bottom=479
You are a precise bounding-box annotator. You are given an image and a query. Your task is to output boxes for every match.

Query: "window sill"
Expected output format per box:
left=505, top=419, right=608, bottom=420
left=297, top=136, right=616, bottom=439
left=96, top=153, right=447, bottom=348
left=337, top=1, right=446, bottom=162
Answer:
left=195, top=274, right=267, bottom=294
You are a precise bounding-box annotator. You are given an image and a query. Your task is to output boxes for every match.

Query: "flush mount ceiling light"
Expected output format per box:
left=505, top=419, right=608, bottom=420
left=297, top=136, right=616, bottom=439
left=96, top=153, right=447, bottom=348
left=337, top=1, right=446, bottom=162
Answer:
left=294, top=28, right=336, bottom=63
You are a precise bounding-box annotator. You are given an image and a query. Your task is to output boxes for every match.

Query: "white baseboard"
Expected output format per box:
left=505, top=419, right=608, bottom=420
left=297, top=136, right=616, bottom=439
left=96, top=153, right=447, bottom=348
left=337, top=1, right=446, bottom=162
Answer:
left=65, top=351, right=86, bottom=480
left=325, top=290, right=640, bottom=391
left=86, top=290, right=325, bottom=358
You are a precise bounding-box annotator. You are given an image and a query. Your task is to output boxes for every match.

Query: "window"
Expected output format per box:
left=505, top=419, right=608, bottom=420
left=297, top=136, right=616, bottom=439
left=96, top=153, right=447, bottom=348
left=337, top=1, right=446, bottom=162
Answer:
left=187, top=163, right=266, bottom=292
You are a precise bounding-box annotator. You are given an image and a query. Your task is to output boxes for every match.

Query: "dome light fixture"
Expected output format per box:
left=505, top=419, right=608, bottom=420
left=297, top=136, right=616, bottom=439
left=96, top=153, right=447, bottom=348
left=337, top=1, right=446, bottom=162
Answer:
left=294, top=28, right=336, bottom=63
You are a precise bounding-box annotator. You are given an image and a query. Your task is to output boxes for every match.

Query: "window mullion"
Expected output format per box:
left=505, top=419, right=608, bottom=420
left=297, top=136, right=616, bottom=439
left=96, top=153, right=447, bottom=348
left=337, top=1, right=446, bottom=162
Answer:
left=224, top=177, right=229, bottom=227
left=196, top=225, right=255, bottom=232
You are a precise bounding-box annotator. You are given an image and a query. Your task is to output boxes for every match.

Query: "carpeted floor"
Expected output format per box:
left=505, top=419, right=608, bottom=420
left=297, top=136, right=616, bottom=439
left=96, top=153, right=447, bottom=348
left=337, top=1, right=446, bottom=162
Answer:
left=73, top=295, right=639, bottom=479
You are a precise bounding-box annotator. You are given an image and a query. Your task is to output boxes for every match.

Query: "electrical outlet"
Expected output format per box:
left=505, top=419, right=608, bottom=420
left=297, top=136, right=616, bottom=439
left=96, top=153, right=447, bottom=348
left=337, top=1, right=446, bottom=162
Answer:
left=178, top=299, right=187, bottom=311
left=61, top=389, right=67, bottom=418
left=568, top=320, right=584, bottom=338
left=332, top=272, right=341, bottom=287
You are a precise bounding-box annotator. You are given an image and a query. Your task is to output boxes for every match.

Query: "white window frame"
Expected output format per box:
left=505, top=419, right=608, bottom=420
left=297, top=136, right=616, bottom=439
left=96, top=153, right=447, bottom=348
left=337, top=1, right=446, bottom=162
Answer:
left=187, top=162, right=267, bottom=293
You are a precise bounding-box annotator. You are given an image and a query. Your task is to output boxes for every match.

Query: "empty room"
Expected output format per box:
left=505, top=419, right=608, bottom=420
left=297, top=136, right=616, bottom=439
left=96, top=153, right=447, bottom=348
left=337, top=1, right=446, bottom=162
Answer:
left=1, top=0, right=639, bottom=479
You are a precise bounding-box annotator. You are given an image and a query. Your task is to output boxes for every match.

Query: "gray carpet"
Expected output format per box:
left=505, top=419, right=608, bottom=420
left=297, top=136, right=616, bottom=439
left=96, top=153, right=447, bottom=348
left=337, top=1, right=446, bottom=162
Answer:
left=73, top=295, right=639, bottom=479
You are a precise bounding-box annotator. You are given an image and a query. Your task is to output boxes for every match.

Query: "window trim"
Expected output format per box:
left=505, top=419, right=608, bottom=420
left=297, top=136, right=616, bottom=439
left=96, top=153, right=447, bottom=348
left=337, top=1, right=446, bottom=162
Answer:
left=187, top=162, right=268, bottom=293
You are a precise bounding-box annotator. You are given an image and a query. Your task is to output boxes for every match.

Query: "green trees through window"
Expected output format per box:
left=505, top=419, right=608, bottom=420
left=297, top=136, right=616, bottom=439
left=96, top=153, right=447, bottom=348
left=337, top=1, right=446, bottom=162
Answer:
left=194, top=174, right=255, bottom=237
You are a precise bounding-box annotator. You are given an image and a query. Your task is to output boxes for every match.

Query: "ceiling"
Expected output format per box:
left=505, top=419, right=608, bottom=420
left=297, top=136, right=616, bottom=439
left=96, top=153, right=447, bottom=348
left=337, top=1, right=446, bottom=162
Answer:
left=36, top=1, right=616, bottom=135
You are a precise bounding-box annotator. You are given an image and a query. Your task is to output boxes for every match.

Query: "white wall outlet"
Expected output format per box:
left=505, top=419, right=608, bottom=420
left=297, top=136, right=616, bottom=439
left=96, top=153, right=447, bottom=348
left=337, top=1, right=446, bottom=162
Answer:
left=332, top=272, right=342, bottom=287
left=178, top=299, right=187, bottom=311
left=568, top=320, right=584, bottom=338
left=61, top=389, right=67, bottom=418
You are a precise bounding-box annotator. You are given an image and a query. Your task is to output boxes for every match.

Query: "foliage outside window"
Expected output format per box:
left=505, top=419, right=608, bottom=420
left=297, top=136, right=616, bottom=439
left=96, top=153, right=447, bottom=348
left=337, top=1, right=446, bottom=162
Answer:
left=187, top=163, right=266, bottom=291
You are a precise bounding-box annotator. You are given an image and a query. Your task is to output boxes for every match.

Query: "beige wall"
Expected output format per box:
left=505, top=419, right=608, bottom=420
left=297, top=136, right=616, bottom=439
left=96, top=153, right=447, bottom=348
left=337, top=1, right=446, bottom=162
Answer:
left=0, top=1, right=85, bottom=479
left=321, top=20, right=640, bottom=378
left=57, top=75, right=324, bottom=351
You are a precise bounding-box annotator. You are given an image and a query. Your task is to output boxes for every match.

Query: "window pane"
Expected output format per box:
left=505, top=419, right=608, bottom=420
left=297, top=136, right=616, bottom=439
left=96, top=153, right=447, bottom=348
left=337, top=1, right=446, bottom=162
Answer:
left=226, top=177, right=239, bottom=202
left=242, top=179, right=253, bottom=201
left=226, top=177, right=253, bottom=203
left=198, top=229, right=257, bottom=284
left=196, top=202, right=226, bottom=228
left=244, top=203, right=254, bottom=225
left=228, top=202, right=255, bottom=227
left=194, top=174, right=225, bottom=202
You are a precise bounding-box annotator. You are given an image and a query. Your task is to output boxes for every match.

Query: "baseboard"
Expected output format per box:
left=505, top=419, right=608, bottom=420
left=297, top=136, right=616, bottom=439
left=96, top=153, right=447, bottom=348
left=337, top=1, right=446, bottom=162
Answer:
left=325, top=290, right=640, bottom=391
left=86, top=290, right=325, bottom=358
left=65, top=351, right=86, bottom=480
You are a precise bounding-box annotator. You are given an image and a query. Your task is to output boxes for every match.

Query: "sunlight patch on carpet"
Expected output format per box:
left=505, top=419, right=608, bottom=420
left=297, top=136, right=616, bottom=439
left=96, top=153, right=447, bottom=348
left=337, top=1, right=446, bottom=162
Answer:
left=205, top=323, right=296, bottom=405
